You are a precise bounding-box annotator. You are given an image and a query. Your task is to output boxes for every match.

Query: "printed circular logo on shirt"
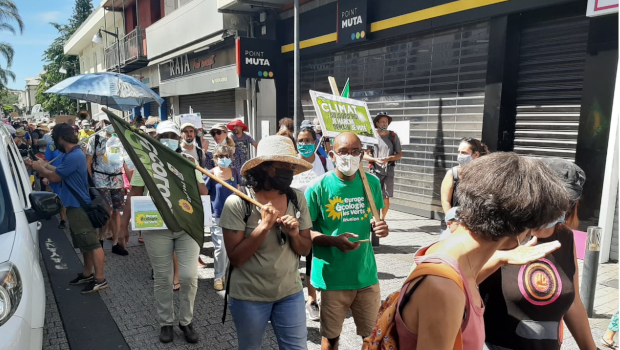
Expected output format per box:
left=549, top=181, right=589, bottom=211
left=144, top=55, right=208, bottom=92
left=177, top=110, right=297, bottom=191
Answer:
left=518, top=258, right=562, bottom=306
left=178, top=199, right=194, bottom=214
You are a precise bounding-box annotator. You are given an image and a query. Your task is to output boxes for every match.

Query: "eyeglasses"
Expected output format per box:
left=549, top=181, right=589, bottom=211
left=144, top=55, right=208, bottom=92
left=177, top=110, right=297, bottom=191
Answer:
left=335, top=149, right=362, bottom=157
left=210, top=130, right=224, bottom=136
left=215, top=155, right=230, bottom=159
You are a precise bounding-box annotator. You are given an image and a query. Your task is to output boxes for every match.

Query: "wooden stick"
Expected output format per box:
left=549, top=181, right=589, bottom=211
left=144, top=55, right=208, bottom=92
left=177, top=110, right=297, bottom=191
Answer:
left=195, top=165, right=263, bottom=209
left=358, top=168, right=382, bottom=222
left=328, top=76, right=340, bottom=95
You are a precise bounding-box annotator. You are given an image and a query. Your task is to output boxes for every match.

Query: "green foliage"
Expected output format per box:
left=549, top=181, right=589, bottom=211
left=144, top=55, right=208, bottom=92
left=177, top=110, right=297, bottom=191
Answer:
left=36, top=0, right=93, bottom=115
left=0, top=0, right=23, bottom=90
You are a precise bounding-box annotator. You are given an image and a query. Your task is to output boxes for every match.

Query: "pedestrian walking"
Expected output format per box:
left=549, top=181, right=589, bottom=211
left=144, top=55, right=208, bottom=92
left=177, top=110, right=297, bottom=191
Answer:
left=210, top=123, right=241, bottom=170
left=440, top=137, right=489, bottom=214
left=204, top=144, right=240, bottom=291
left=479, top=157, right=597, bottom=350
left=180, top=122, right=207, bottom=168
left=86, top=118, right=129, bottom=256
left=220, top=135, right=313, bottom=350
left=365, top=152, right=569, bottom=350
left=291, top=124, right=334, bottom=321
left=118, top=120, right=207, bottom=344
left=602, top=310, right=619, bottom=349
left=363, top=112, right=403, bottom=219
left=305, top=132, right=389, bottom=350
left=227, top=119, right=257, bottom=169
left=28, top=123, right=108, bottom=294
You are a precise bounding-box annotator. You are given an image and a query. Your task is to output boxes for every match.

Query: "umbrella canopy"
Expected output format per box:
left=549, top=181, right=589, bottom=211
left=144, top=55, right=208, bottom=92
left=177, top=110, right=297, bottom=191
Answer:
left=45, top=72, right=163, bottom=111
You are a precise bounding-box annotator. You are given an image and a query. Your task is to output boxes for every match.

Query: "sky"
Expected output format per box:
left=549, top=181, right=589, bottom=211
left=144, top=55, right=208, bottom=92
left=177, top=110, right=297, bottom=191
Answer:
left=3, top=0, right=97, bottom=90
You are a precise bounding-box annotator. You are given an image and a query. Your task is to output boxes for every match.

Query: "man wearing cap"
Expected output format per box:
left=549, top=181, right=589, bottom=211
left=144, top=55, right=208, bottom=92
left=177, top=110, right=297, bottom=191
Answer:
left=39, top=124, right=53, bottom=143
left=180, top=122, right=206, bottom=169
left=13, top=129, right=29, bottom=153
left=305, top=132, right=389, bottom=350
left=227, top=119, right=256, bottom=169
left=363, top=112, right=402, bottom=219
left=86, top=118, right=130, bottom=256
left=29, top=123, right=108, bottom=294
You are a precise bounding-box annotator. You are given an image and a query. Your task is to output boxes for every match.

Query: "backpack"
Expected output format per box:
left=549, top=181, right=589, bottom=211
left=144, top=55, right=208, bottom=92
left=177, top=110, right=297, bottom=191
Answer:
left=221, top=187, right=300, bottom=323
left=451, top=166, right=459, bottom=207
left=91, top=134, right=122, bottom=177
left=318, top=154, right=328, bottom=173
left=362, top=262, right=466, bottom=350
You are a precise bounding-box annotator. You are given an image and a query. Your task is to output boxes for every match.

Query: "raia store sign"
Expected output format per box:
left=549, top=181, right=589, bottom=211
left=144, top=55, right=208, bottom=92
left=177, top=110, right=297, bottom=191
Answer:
left=236, top=38, right=278, bottom=79
left=159, top=46, right=236, bottom=82
left=337, top=0, right=368, bottom=45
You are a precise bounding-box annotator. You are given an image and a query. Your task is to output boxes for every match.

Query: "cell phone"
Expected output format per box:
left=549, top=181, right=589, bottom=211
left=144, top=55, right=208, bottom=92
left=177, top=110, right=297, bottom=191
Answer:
left=356, top=239, right=370, bottom=243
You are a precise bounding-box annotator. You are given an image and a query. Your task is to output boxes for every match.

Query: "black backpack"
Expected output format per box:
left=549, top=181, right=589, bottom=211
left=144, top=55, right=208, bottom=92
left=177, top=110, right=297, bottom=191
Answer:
left=221, top=187, right=300, bottom=323
left=451, top=166, right=459, bottom=207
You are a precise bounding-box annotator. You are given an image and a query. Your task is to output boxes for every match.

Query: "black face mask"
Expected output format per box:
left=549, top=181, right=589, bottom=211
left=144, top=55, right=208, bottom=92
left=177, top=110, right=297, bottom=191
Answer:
left=269, top=168, right=294, bottom=192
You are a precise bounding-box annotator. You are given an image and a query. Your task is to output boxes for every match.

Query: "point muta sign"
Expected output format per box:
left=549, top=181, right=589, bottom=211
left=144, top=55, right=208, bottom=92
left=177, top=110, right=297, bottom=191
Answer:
left=337, top=0, right=368, bottom=45
left=236, top=37, right=278, bottom=79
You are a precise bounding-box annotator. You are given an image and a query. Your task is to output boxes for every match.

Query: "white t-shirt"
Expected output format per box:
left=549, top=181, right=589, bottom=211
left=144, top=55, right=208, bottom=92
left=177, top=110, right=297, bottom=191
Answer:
left=291, top=154, right=334, bottom=193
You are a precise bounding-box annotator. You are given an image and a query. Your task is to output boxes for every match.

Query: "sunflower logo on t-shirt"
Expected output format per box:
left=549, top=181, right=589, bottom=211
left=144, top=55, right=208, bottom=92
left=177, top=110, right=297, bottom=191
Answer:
left=325, top=197, right=344, bottom=220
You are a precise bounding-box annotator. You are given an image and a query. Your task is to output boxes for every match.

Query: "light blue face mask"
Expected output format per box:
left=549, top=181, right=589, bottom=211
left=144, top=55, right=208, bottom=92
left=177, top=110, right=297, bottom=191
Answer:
left=160, top=138, right=179, bottom=151
left=217, top=158, right=232, bottom=168
left=297, top=143, right=316, bottom=158
left=544, top=213, right=566, bottom=229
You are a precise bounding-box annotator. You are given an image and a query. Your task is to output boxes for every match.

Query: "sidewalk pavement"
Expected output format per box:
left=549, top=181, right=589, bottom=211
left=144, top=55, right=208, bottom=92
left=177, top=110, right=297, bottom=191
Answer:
left=41, top=210, right=619, bottom=350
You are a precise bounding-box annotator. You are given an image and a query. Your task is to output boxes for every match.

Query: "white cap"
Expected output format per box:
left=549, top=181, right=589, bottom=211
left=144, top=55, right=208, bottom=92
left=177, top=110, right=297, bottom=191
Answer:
left=156, top=120, right=180, bottom=136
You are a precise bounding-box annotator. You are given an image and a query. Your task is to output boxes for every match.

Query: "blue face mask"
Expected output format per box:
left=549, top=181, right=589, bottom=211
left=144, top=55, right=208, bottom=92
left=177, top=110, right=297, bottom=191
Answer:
left=297, top=143, right=316, bottom=158
left=544, top=213, right=566, bottom=229
left=160, top=138, right=179, bottom=151
left=217, top=158, right=232, bottom=168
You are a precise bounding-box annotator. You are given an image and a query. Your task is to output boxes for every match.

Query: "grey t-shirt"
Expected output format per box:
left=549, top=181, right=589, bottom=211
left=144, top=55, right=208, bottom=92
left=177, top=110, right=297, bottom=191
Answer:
left=229, top=132, right=255, bottom=165
left=219, top=189, right=312, bottom=302
left=371, top=132, right=402, bottom=177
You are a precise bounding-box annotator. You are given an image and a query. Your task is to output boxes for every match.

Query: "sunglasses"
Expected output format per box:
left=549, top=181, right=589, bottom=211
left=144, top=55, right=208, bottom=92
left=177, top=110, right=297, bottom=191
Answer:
left=210, top=130, right=224, bottom=136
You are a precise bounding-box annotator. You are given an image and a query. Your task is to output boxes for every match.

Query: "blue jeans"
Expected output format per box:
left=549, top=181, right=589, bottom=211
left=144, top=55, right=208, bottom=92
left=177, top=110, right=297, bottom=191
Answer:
left=229, top=290, right=307, bottom=350
left=210, top=217, right=228, bottom=279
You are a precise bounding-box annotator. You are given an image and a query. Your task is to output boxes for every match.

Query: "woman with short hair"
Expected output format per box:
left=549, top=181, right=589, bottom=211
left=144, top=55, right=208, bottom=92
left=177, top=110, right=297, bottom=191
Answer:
left=390, top=153, right=569, bottom=350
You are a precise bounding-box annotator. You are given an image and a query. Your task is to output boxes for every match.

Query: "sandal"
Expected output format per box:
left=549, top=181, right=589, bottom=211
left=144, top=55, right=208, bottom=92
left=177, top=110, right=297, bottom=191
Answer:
left=602, top=337, right=618, bottom=349
left=173, top=282, right=181, bottom=291
left=138, top=237, right=144, bottom=244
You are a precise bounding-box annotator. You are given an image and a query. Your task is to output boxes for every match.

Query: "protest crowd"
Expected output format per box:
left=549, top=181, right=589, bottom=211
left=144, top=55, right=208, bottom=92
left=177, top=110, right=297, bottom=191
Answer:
left=5, top=109, right=618, bottom=350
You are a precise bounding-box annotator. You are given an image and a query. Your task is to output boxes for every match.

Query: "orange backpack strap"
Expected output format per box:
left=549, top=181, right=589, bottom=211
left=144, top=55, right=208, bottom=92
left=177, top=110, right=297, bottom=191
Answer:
left=405, top=263, right=465, bottom=350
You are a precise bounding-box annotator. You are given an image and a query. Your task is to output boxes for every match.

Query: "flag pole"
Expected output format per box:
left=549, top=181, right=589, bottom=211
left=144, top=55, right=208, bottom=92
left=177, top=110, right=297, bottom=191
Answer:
left=194, top=165, right=263, bottom=209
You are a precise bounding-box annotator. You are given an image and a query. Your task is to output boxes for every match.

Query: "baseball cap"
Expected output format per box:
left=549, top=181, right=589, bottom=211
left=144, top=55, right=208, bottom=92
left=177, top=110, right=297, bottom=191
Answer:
left=445, top=206, right=460, bottom=223
left=180, top=122, right=196, bottom=132
left=156, top=120, right=180, bottom=136
left=539, top=157, right=586, bottom=202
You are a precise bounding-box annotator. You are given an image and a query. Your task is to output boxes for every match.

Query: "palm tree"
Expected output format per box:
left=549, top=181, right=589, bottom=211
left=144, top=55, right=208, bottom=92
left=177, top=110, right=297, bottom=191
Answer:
left=0, top=0, right=22, bottom=89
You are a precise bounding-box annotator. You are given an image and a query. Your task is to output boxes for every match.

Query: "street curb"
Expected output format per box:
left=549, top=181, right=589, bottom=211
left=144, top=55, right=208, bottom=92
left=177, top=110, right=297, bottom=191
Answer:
left=39, top=216, right=129, bottom=350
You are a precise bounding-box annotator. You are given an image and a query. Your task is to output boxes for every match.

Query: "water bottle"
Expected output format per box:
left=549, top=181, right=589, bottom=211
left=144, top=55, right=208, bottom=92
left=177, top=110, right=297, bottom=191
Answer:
left=106, top=133, right=122, bottom=166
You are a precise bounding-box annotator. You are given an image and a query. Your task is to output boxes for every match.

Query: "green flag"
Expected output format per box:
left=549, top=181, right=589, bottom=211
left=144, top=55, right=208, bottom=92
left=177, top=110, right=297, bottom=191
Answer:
left=341, top=78, right=350, bottom=98
left=104, top=109, right=204, bottom=248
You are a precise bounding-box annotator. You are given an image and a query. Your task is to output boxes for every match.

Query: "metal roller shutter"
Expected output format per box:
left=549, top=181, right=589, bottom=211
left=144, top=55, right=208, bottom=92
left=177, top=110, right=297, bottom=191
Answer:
left=513, top=14, right=589, bottom=160
left=148, top=88, right=160, bottom=117
left=179, top=90, right=236, bottom=119
left=289, top=21, right=490, bottom=214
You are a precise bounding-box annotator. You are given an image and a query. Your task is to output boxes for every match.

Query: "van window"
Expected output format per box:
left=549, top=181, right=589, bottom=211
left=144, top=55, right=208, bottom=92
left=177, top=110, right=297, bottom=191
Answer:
left=0, top=159, right=16, bottom=234
left=6, top=149, right=27, bottom=208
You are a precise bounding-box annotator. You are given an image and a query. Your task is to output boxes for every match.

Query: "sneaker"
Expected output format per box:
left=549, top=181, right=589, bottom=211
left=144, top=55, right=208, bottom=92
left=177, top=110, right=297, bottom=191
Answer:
left=179, top=322, right=199, bottom=343
left=306, top=300, right=320, bottom=321
left=214, top=278, right=224, bottom=291
left=159, top=325, right=174, bottom=343
left=57, top=220, right=66, bottom=229
left=81, top=279, right=108, bottom=294
left=69, top=273, right=93, bottom=285
left=112, top=244, right=129, bottom=256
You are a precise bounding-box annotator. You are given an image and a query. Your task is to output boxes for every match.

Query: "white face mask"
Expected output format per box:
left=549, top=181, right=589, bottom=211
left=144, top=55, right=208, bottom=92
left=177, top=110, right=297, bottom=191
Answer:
left=457, top=154, right=473, bottom=166
left=333, top=153, right=360, bottom=176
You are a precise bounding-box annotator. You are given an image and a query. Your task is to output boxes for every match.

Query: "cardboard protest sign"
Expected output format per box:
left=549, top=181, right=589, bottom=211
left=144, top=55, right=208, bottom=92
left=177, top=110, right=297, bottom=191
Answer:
left=131, top=195, right=212, bottom=230
left=309, top=90, right=378, bottom=144
left=179, top=114, right=202, bottom=128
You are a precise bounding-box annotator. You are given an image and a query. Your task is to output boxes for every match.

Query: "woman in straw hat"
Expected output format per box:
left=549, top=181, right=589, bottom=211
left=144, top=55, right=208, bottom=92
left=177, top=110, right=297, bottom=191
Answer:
left=219, top=135, right=314, bottom=349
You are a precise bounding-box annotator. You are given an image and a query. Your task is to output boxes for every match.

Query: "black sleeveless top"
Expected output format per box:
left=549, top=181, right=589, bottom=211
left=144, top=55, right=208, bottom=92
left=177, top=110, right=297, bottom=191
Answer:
left=479, top=225, right=576, bottom=350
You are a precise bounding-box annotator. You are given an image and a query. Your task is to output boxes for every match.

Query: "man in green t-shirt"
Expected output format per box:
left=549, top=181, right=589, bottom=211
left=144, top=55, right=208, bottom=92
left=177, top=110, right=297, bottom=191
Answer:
left=305, top=132, right=389, bottom=350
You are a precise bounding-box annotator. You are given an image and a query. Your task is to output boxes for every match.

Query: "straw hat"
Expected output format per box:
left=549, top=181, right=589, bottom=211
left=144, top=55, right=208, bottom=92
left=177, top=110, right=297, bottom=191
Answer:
left=240, top=135, right=312, bottom=176
left=145, top=117, right=160, bottom=126
left=39, top=124, right=50, bottom=132
left=210, top=123, right=228, bottom=133
left=15, top=129, right=25, bottom=137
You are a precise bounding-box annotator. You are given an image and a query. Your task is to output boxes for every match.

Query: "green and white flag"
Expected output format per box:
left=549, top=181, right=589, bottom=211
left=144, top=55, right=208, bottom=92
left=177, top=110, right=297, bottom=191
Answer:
left=341, top=78, right=350, bottom=98
left=104, top=109, right=205, bottom=248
